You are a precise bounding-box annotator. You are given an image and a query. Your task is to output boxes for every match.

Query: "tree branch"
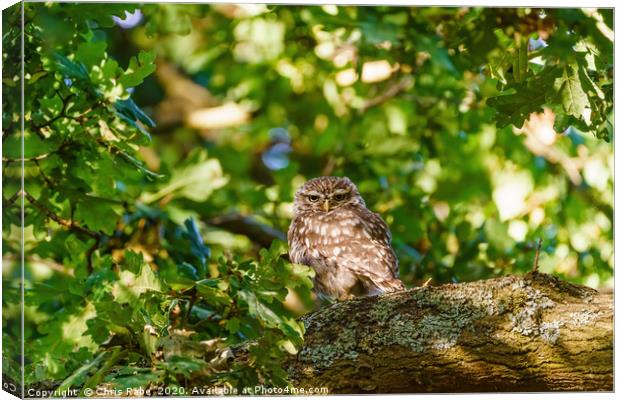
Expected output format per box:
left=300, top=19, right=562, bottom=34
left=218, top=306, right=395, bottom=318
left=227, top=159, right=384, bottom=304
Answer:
left=281, top=272, right=612, bottom=393
left=205, top=213, right=286, bottom=248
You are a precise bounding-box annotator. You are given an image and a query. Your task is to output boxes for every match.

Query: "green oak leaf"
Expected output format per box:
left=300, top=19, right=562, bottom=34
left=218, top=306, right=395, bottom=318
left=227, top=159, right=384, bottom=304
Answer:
left=553, top=64, right=590, bottom=121
left=141, top=151, right=228, bottom=203
left=112, top=263, right=163, bottom=304
left=74, top=197, right=122, bottom=235
left=119, top=50, right=157, bottom=89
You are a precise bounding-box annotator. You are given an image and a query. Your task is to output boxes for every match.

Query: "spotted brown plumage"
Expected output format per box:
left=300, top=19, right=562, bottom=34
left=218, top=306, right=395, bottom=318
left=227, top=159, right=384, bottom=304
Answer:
left=287, top=176, right=405, bottom=301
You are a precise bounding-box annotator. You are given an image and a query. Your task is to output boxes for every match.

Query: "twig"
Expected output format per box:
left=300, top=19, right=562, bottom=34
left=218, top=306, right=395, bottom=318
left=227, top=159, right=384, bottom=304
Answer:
left=23, top=190, right=100, bottom=239
left=4, top=190, right=21, bottom=207
left=422, top=277, right=433, bottom=287
left=31, top=93, right=75, bottom=131
left=3, top=152, right=51, bottom=163
left=359, top=76, right=414, bottom=112
left=33, top=159, right=55, bottom=188
left=22, top=191, right=103, bottom=273
left=532, top=238, right=543, bottom=272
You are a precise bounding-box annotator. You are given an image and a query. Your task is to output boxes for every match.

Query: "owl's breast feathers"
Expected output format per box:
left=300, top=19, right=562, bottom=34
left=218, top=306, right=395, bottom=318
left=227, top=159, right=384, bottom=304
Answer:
left=287, top=206, right=404, bottom=298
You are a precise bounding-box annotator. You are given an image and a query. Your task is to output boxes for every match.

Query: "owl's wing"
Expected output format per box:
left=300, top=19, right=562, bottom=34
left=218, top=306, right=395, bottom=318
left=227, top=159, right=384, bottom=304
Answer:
left=287, top=216, right=311, bottom=265
left=363, top=210, right=392, bottom=244
left=342, top=208, right=404, bottom=293
left=362, top=209, right=400, bottom=277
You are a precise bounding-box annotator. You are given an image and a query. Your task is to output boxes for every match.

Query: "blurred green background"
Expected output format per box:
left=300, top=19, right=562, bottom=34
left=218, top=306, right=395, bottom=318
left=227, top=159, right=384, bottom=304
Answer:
left=109, top=4, right=613, bottom=288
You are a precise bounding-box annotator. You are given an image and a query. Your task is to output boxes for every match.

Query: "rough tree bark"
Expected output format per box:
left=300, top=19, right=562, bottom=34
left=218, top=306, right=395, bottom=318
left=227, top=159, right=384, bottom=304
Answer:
left=285, top=272, right=612, bottom=393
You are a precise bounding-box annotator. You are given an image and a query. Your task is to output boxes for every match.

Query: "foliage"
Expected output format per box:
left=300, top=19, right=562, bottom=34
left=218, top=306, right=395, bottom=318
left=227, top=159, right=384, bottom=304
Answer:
left=483, top=9, right=613, bottom=140
left=2, top=1, right=313, bottom=392
left=2, top=2, right=614, bottom=394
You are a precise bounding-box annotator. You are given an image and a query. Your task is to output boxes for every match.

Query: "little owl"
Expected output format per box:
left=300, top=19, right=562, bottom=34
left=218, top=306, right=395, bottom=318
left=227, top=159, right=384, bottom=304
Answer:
left=288, top=176, right=405, bottom=300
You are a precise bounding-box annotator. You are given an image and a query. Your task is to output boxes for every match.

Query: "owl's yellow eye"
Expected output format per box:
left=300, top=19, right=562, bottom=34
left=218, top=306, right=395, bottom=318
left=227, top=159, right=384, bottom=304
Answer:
left=333, top=193, right=346, bottom=201
left=308, top=195, right=320, bottom=202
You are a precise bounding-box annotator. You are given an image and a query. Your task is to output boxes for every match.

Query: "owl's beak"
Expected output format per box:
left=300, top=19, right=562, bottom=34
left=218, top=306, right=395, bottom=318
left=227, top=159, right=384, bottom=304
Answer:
left=323, top=200, right=330, bottom=212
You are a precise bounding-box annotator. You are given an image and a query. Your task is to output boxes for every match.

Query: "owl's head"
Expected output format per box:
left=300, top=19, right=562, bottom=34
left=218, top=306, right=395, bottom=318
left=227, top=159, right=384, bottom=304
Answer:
left=293, top=176, right=365, bottom=215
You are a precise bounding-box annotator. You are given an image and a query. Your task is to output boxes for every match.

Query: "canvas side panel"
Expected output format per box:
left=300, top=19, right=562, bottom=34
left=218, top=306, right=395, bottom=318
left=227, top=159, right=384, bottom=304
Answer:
left=2, top=1, right=24, bottom=398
